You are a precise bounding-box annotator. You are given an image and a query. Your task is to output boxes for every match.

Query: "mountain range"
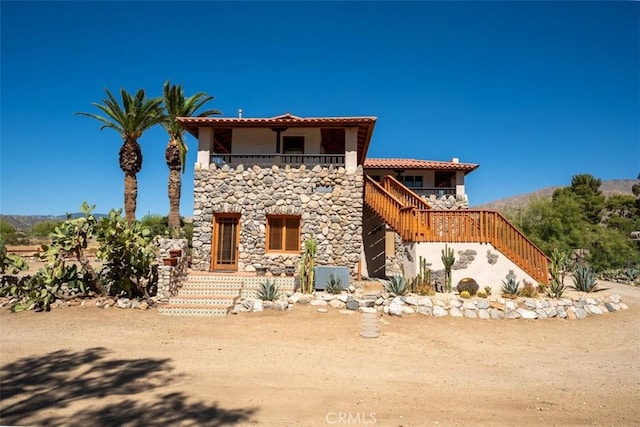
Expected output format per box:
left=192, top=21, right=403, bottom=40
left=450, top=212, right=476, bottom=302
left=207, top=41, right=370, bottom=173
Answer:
left=471, top=179, right=637, bottom=212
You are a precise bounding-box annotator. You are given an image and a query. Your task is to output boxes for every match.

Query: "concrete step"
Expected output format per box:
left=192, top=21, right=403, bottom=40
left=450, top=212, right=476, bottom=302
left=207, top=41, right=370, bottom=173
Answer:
left=168, top=296, right=236, bottom=306
left=158, top=304, right=230, bottom=316
left=177, top=287, right=242, bottom=297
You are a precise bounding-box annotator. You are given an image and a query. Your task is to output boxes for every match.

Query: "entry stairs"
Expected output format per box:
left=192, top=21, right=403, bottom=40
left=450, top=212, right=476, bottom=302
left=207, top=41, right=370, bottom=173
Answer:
left=158, top=272, right=296, bottom=316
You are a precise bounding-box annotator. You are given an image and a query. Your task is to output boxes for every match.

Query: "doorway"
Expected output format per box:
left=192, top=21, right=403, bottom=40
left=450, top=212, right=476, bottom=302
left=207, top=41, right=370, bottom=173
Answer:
left=211, top=214, right=240, bottom=271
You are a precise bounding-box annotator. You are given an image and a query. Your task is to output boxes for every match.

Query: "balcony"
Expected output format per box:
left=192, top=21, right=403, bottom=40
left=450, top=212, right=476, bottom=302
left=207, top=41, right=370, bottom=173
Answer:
left=404, top=187, right=457, bottom=198
left=211, top=154, right=346, bottom=169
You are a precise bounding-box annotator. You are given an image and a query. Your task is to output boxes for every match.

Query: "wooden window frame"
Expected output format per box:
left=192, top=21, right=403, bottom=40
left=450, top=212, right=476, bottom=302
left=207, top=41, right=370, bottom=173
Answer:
left=266, top=215, right=301, bottom=253
left=401, top=175, right=423, bottom=188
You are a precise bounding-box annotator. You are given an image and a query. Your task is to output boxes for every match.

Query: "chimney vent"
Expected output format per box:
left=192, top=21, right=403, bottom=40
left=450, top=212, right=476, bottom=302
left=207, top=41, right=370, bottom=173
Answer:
left=238, top=109, right=243, bottom=118
left=451, top=157, right=459, bottom=164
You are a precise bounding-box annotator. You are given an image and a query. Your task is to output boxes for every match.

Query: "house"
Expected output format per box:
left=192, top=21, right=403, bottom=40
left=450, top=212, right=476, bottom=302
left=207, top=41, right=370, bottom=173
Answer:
left=177, top=112, right=548, bottom=291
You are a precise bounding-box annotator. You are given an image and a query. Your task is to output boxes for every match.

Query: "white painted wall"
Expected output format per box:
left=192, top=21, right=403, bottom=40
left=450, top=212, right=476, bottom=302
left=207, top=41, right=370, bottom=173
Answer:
left=345, top=127, right=358, bottom=173
left=196, top=127, right=213, bottom=168
left=230, top=128, right=322, bottom=154
left=402, top=242, right=539, bottom=294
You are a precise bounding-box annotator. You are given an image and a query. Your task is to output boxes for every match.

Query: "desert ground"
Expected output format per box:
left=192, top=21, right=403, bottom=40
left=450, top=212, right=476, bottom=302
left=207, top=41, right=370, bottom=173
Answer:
left=1, top=278, right=639, bottom=427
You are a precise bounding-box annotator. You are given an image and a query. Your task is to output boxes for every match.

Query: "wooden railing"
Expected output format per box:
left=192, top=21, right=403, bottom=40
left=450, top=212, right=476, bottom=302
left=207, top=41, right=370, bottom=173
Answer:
left=364, top=176, right=549, bottom=284
left=364, top=176, right=429, bottom=242
left=380, top=175, right=431, bottom=211
left=211, top=154, right=345, bottom=168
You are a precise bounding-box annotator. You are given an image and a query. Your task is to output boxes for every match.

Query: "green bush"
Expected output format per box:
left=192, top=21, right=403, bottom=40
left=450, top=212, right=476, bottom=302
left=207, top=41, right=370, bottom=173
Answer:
left=459, top=290, right=470, bottom=299
left=476, top=290, right=487, bottom=298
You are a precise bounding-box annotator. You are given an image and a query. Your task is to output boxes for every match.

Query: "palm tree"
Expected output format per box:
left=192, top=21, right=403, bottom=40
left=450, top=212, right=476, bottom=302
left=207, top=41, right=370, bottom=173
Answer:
left=162, top=80, right=221, bottom=229
left=76, top=88, right=164, bottom=223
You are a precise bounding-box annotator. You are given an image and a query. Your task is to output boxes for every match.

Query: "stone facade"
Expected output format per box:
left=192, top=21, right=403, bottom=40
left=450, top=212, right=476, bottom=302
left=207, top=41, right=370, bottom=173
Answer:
left=155, top=238, right=189, bottom=303
left=423, top=193, right=469, bottom=210
left=191, top=163, right=364, bottom=277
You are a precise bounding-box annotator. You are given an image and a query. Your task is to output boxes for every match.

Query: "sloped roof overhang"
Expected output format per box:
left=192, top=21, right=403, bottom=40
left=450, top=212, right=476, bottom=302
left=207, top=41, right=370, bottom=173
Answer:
left=364, top=158, right=479, bottom=174
left=177, top=113, right=377, bottom=164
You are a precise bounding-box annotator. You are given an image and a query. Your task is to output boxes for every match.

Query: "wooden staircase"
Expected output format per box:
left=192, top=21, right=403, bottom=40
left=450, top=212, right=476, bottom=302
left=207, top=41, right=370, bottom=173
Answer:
left=159, top=272, right=296, bottom=316
left=364, top=175, right=549, bottom=284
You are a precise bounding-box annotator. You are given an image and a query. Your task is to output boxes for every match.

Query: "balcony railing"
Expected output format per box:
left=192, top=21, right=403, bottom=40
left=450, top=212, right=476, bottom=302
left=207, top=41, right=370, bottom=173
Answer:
left=211, top=154, right=345, bottom=169
left=410, top=187, right=457, bottom=197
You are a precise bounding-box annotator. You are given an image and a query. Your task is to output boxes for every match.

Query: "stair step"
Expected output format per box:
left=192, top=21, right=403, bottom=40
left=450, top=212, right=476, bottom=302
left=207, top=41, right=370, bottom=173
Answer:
left=180, top=282, right=244, bottom=290
left=177, top=287, right=242, bottom=296
left=159, top=304, right=230, bottom=317
left=168, top=296, right=236, bottom=306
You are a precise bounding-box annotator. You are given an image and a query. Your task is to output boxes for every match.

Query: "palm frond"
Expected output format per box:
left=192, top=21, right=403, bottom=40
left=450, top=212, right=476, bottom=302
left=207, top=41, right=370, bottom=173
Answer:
left=161, top=80, right=221, bottom=172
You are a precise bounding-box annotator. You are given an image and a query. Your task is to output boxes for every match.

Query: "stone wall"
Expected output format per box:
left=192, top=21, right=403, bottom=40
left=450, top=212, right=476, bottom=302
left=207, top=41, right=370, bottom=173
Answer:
left=423, top=193, right=469, bottom=210
left=155, top=238, right=189, bottom=303
left=192, top=163, right=364, bottom=277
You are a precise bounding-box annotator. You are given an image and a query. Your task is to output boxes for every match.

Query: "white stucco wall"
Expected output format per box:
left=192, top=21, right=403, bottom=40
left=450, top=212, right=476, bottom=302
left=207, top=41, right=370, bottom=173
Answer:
left=230, top=128, right=322, bottom=154
left=403, top=242, right=539, bottom=294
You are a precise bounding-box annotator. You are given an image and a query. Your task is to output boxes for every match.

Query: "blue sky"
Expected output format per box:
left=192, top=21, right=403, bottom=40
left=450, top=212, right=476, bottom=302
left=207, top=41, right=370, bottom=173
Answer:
left=1, top=1, right=638, bottom=217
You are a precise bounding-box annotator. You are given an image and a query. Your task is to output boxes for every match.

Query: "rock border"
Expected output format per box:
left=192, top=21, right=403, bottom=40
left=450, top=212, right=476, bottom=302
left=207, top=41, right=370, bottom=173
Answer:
left=231, top=287, right=629, bottom=320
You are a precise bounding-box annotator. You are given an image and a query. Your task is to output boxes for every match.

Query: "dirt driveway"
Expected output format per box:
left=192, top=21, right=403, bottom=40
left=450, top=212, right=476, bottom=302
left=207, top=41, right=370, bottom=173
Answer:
left=1, top=281, right=639, bottom=426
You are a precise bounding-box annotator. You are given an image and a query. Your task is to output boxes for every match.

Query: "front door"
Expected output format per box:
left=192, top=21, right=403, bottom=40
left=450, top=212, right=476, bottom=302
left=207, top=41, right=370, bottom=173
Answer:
left=211, top=215, right=240, bottom=271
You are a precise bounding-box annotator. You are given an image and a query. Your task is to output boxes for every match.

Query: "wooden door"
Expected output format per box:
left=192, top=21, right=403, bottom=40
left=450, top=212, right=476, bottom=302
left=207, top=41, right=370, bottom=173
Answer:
left=211, top=215, right=240, bottom=271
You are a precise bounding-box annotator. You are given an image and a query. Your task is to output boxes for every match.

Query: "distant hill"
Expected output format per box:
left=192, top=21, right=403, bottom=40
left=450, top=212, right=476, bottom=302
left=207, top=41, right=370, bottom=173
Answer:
left=472, top=179, right=637, bottom=213
left=0, top=213, right=107, bottom=230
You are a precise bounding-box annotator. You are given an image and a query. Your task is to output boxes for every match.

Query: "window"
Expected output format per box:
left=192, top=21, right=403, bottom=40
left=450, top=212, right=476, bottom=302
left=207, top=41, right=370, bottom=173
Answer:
left=401, top=175, right=423, bottom=188
left=283, top=136, right=304, bottom=154
left=267, top=216, right=301, bottom=252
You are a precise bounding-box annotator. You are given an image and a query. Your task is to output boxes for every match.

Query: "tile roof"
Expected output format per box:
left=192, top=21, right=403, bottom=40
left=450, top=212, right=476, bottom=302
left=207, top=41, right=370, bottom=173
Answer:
left=176, top=112, right=377, bottom=128
left=364, top=158, right=479, bottom=172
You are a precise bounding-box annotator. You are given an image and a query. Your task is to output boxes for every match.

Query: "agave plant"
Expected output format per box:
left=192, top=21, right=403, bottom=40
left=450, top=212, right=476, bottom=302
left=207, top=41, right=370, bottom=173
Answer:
left=571, top=264, right=606, bottom=293
left=325, top=274, right=344, bottom=294
left=383, top=275, right=409, bottom=296
left=257, top=279, right=280, bottom=301
left=501, top=277, right=521, bottom=296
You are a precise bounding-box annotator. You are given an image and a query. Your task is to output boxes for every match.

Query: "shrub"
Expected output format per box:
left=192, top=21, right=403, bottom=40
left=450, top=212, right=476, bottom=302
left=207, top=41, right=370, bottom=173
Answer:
left=96, top=209, right=157, bottom=298
left=572, top=264, right=607, bottom=293
left=258, top=279, right=280, bottom=301
left=484, top=286, right=492, bottom=296
left=520, top=281, right=538, bottom=298
left=383, top=275, right=408, bottom=296
left=501, top=277, right=521, bottom=296
left=459, top=290, right=470, bottom=299
left=456, top=278, right=479, bottom=296
left=476, top=290, right=487, bottom=298
left=325, top=274, right=343, bottom=294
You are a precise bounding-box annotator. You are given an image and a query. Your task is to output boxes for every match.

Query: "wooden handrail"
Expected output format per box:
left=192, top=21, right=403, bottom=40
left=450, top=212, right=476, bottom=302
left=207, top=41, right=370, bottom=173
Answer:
left=364, top=177, right=549, bottom=284
left=380, top=175, right=431, bottom=211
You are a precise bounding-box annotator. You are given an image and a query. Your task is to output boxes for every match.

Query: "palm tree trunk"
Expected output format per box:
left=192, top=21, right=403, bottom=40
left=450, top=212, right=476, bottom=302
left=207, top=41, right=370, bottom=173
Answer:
left=168, top=169, right=181, bottom=229
left=124, top=173, right=137, bottom=223
left=166, top=140, right=183, bottom=229
left=120, top=137, right=143, bottom=224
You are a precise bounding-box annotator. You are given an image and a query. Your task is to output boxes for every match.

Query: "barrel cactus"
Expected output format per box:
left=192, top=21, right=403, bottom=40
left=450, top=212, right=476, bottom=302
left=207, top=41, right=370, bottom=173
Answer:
left=456, top=277, right=479, bottom=296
